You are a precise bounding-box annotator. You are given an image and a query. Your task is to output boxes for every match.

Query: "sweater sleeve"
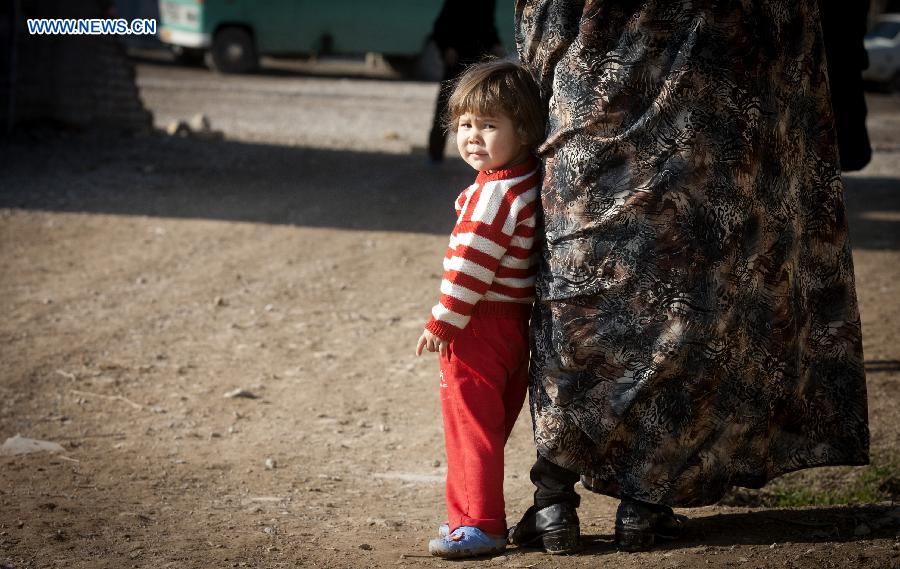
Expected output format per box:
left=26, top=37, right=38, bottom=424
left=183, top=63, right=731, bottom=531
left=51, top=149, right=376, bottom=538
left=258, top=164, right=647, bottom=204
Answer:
left=425, top=177, right=534, bottom=341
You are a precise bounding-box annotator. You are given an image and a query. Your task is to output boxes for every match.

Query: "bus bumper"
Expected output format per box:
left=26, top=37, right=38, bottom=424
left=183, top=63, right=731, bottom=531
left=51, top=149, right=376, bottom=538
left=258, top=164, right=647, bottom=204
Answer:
left=159, top=27, right=211, bottom=49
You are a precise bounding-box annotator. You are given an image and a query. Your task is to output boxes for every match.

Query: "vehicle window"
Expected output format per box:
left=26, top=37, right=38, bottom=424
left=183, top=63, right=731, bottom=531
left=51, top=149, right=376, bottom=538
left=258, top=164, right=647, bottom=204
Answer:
left=867, top=21, right=900, bottom=40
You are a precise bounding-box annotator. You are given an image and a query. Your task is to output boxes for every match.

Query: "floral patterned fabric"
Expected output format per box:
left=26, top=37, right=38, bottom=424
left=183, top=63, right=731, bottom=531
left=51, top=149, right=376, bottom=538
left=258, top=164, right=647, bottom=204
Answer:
left=516, top=0, right=870, bottom=507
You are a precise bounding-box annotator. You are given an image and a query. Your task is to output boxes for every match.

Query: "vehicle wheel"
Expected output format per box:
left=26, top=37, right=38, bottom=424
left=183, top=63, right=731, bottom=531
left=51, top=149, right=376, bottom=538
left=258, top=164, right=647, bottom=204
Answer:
left=209, top=27, right=258, bottom=74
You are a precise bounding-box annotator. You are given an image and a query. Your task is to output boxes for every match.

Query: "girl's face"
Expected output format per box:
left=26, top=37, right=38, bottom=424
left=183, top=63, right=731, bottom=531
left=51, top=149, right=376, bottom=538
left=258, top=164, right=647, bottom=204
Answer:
left=455, top=111, right=530, bottom=173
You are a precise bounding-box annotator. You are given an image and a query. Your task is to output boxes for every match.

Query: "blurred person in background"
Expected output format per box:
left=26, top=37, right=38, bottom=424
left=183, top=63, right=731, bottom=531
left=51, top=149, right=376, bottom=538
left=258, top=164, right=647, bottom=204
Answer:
left=820, top=0, right=872, bottom=171
left=427, top=0, right=504, bottom=163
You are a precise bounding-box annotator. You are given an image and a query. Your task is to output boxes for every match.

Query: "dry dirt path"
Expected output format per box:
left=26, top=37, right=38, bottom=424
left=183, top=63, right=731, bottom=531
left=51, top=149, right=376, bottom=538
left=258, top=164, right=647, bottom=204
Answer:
left=0, top=62, right=898, bottom=568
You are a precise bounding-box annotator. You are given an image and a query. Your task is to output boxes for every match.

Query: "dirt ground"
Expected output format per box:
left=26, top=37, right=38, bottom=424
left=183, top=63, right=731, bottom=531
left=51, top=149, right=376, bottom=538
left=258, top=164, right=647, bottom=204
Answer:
left=1, top=60, right=899, bottom=569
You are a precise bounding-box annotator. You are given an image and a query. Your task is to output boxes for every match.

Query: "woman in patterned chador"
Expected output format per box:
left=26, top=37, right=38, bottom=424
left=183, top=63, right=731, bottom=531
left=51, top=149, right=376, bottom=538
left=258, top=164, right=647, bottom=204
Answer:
left=509, top=0, right=870, bottom=553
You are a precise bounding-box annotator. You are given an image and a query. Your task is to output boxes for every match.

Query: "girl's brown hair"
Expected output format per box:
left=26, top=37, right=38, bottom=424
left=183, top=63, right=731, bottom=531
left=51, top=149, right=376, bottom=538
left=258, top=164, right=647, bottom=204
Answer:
left=445, top=58, right=545, bottom=149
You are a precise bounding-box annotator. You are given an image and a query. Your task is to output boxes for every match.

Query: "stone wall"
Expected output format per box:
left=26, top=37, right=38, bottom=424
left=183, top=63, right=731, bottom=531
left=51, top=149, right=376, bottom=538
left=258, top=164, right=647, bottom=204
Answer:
left=1, top=0, right=152, bottom=133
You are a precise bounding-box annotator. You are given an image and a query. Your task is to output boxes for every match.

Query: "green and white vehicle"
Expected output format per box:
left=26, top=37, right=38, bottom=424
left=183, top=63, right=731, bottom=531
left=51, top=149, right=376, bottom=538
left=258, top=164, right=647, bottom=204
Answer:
left=158, top=0, right=515, bottom=74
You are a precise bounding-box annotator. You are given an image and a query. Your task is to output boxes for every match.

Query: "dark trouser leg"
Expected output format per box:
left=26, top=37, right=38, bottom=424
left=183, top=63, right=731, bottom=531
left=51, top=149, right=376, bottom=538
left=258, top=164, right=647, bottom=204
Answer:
left=530, top=453, right=581, bottom=509
left=510, top=453, right=581, bottom=553
left=427, top=62, right=463, bottom=161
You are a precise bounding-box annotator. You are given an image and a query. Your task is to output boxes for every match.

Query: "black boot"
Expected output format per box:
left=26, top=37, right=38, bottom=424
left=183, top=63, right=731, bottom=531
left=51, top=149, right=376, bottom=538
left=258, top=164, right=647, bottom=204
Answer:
left=509, top=503, right=581, bottom=554
left=615, top=497, right=688, bottom=552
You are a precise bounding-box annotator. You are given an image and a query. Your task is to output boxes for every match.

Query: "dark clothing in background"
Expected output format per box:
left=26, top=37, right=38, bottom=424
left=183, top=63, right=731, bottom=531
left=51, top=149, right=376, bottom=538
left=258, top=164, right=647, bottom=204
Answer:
left=518, top=0, right=869, bottom=508
left=432, top=0, right=500, bottom=64
left=428, top=0, right=501, bottom=161
left=428, top=63, right=466, bottom=162
left=819, top=0, right=872, bottom=171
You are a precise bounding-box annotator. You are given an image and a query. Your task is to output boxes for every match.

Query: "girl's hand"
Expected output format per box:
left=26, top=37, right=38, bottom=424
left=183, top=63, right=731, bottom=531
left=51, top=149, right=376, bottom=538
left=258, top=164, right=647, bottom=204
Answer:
left=416, top=329, right=449, bottom=357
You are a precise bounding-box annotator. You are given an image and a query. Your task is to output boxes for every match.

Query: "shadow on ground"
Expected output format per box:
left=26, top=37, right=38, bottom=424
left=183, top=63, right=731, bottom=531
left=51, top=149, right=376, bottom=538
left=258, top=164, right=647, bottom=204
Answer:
left=565, top=504, right=899, bottom=555
left=866, top=359, right=900, bottom=373
left=0, top=131, right=471, bottom=235
left=1, top=132, right=899, bottom=248
left=843, top=175, right=900, bottom=251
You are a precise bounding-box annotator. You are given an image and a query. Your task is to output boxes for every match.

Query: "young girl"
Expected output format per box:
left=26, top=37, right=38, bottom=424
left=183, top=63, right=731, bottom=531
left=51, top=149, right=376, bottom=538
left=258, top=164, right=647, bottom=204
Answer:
left=415, top=59, right=545, bottom=558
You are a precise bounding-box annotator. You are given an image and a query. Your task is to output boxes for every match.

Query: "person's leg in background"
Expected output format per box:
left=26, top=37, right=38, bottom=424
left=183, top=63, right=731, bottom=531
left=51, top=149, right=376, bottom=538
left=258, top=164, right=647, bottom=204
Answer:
left=427, top=61, right=463, bottom=162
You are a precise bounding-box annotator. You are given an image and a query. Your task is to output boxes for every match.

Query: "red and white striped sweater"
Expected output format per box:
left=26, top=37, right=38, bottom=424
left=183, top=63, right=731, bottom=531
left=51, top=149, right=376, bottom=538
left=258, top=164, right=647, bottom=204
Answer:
left=426, top=158, right=540, bottom=341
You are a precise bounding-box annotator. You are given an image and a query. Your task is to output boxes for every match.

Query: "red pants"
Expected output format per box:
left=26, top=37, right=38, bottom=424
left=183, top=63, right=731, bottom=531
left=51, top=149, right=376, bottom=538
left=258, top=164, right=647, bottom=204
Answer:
left=439, top=311, right=530, bottom=536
